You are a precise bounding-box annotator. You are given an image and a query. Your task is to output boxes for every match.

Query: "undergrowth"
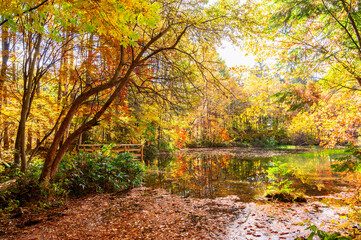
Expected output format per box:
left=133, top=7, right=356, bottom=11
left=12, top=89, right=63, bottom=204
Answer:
left=0, top=148, right=145, bottom=219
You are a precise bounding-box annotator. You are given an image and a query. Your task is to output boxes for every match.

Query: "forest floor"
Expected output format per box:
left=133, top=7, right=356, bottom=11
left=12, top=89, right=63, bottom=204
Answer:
left=1, top=186, right=354, bottom=240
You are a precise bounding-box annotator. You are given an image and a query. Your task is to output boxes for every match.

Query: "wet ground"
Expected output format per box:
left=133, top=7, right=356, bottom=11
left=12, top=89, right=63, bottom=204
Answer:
left=225, top=194, right=352, bottom=239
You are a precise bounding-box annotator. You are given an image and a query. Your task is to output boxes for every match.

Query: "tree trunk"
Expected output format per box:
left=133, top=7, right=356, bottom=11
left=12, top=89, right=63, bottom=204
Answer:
left=3, top=121, right=9, bottom=150
left=4, top=33, right=16, bottom=151
left=27, top=131, right=32, bottom=152
left=0, top=25, right=9, bottom=155
left=0, top=26, right=9, bottom=108
left=14, top=33, right=42, bottom=171
left=40, top=79, right=129, bottom=185
left=39, top=56, right=127, bottom=186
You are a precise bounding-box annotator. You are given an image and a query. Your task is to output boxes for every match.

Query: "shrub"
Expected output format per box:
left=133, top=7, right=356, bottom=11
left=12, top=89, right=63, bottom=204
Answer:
left=260, top=136, right=278, bottom=147
left=303, top=225, right=352, bottom=240
left=266, top=160, right=295, bottom=195
left=265, top=160, right=306, bottom=202
left=57, top=152, right=145, bottom=195
left=0, top=150, right=144, bottom=218
left=0, top=160, right=67, bottom=218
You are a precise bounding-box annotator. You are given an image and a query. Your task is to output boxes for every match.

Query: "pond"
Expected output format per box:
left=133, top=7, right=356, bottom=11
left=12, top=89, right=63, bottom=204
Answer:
left=144, top=148, right=349, bottom=202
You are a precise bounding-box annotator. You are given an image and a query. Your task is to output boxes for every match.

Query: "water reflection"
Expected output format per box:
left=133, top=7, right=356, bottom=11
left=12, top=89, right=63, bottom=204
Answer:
left=145, top=151, right=348, bottom=201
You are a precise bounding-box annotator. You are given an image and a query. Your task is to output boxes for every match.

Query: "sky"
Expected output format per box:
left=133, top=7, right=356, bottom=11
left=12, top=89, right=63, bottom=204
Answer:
left=217, top=41, right=256, bottom=68
left=208, top=0, right=257, bottom=68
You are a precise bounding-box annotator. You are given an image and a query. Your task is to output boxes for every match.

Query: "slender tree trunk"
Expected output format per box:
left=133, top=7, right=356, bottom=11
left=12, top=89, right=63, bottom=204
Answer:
left=0, top=25, right=9, bottom=156
left=4, top=33, right=16, bottom=151
left=27, top=131, right=32, bottom=152
left=14, top=33, right=42, bottom=171
left=0, top=26, right=9, bottom=109
left=3, top=120, right=9, bottom=149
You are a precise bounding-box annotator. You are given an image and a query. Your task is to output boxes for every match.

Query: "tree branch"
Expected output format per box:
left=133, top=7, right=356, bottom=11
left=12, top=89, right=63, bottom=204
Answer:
left=0, top=0, right=50, bottom=27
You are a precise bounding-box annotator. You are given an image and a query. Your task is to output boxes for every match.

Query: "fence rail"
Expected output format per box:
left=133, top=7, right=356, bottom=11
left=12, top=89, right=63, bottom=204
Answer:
left=78, top=144, right=144, bottom=161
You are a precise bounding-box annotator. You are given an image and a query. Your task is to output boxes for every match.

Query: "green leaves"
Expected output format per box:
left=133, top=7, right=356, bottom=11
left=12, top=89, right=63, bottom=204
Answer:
left=56, top=152, right=145, bottom=195
left=266, top=160, right=295, bottom=195
left=331, top=144, right=361, bottom=173
left=306, top=225, right=352, bottom=240
left=1, top=0, right=161, bottom=46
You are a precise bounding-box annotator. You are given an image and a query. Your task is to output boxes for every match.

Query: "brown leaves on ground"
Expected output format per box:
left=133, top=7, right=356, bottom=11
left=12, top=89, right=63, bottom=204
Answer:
left=226, top=194, right=352, bottom=240
left=1, top=187, right=243, bottom=240
left=1, top=187, right=353, bottom=240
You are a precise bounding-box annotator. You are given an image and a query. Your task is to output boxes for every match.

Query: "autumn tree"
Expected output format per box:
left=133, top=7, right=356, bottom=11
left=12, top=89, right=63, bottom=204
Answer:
left=266, top=0, right=361, bottom=90
left=36, top=0, right=254, bottom=185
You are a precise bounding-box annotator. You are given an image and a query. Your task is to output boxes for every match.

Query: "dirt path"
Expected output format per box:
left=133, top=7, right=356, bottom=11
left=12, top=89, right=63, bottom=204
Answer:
left=1, top=187, right=352, bottom=240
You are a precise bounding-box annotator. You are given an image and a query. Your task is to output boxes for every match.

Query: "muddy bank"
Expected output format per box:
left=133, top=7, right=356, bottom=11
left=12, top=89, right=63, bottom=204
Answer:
left=1, top=187, right=353, bottom=240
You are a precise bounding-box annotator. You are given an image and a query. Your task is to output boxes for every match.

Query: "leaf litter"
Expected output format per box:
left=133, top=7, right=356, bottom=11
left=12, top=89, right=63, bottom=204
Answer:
left=1, top=187, right=353, bottom=240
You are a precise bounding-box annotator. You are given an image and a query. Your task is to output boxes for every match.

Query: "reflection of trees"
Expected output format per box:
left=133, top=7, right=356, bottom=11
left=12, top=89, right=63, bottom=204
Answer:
left=149, top=154, right=231, bottom=198
left=281, top=153, right=346, bottom=195
left=229, top=157, right=270, bottom=183
left=151, top=154, right=270, bottom=199
left=145, top=151, right=347, bottom=199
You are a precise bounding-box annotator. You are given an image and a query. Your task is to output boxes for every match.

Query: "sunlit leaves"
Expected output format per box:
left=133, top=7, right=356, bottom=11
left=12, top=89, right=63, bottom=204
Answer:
left=1, top=0, right=160, bottom=45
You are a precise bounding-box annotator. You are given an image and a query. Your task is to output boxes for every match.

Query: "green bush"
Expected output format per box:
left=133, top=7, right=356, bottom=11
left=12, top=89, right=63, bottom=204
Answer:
left=57, top=152, right=145, bottom=195
left=0, top=150, right=144, bottom=218
left=264, top=160, right=307, bottom=202
left=260, top=136, right=278, bottom=147
left=303, top=225, right=352, bottom=240
left=331, top=143, right=361, bottom=173
left=0, top=160, right=67, bottom=218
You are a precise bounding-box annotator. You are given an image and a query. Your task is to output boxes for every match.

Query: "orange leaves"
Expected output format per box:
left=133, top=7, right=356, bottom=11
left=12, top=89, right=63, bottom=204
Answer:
left=173, top=127, right=187, bottom=149
left=217, top=127, right=231, bottom=142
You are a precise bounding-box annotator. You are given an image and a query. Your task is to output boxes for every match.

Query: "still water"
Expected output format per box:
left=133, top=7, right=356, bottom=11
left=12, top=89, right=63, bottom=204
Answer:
left=145, top=149, right=348, bottom=201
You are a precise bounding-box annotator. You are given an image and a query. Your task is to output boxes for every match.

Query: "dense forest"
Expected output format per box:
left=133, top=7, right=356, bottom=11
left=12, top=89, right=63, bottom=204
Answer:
left=1, top=0, right=361, bottom=239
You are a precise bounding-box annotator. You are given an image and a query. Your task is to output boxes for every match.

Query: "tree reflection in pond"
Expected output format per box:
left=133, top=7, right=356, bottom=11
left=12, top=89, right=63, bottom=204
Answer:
left=145, top=151, right=348, bottom=202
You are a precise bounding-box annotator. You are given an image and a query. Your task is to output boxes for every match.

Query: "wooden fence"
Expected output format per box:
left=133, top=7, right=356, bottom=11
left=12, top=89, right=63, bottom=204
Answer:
left=78, top=144, right=144, bottom=161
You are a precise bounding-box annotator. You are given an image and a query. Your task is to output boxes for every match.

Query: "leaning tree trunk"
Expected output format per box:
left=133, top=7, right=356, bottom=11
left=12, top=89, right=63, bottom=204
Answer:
left=39, top=57, right=128, bottom=186
left=39, top=23, right=185, bottom=186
